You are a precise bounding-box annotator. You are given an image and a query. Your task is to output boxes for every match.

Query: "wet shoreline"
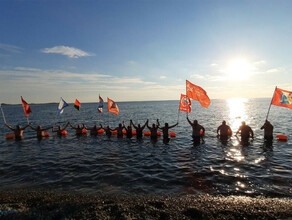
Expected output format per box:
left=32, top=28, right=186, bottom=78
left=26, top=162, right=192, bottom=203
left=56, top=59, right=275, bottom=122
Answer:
left=0, top=190, right=291, bottom=219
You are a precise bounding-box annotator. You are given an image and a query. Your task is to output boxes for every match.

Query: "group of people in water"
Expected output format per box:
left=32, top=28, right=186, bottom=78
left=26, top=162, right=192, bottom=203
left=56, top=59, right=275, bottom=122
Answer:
left=4, top=117, right=274, bottom=145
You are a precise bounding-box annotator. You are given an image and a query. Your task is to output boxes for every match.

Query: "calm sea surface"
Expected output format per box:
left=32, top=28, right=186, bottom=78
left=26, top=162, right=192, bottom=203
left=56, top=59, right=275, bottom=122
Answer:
left=0, top=99, right=291, bottom=198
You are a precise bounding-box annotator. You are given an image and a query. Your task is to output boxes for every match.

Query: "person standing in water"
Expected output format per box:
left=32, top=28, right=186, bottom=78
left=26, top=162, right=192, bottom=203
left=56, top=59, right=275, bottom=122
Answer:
left=101, top=124, right=113, bottom=138
left=69, top=122, right=86, bottom=135
left=261, top=120, right=273, bottom=142
left=236, top=121, right=254, bottom=144
left=146, top=119, right=160, bottom=140
left=187, top=117, right=205, bottom=146
left=123, top=121, right=133, bottom=139
left=113, top=123, right=124, bottom=138
left=29, top=124, right=53, bottom=139
left=131, top=119, right=148, bottom=139
left=4, top=123, right=30, bottom=140
left=52, top=122, right=70, bottom=136
left=87, top=124, right=103, bottom=136
left=217, top=120, right=232, bottom=142
left=158, top=120, right=178, bottom=143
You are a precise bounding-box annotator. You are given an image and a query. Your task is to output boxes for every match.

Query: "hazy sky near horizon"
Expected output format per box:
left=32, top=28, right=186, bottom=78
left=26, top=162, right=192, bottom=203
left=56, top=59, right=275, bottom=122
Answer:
left=0, top=0, right=291, bottom=104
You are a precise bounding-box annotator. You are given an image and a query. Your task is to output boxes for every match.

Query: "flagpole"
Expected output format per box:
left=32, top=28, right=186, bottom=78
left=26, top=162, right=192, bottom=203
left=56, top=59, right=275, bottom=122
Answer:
left=265, top=86, right=277, bottom=121
left=26, top=116, right=30, bottom=125
left=186, top=79, right=189, bottom=119
left=177, top=98, right=180, bottom=123
left=0, top=105, right=7, bottom=124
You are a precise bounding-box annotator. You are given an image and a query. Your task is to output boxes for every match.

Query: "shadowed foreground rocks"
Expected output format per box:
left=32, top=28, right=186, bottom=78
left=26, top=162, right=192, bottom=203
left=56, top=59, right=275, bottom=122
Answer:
left=0, top=191, right=291, bottom=219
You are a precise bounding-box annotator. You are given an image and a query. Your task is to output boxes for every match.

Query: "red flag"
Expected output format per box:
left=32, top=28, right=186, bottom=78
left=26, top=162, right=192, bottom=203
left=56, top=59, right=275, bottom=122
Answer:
left=74, top=99, right=81, bottom=111
left=271, top=87, right=292, bottom=109
left=186, top=80, right=210, bottom=108
left=21, top=96, right=32, bottom=117
left=108, top=98, right=119, bottom=115
left=179, top=94, right=192, bottom=113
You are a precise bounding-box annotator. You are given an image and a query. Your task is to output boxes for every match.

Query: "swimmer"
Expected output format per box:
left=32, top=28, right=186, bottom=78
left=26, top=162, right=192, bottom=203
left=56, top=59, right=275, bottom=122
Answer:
left=217, top=120, right=232, bottom=142
left=69, top=122, right=86, bottom=135
left=113, top=123, right=124, bottom=138
left=261, top=120, right=273, bottom=142
left=29, top=124, right=53, bottom=138
left=131, top=119, right=148, bottom=139
left=146, top=119, right=160, bottom=140
left=52, top=122, right=70, bottom=136
left=123, top=121, right=133, bottom=138
left=236, top=121, right=254, bottom=144
left=4, top=123, right=30, bottom=140
left=87, top=124, right=103, bottom=136
left=101, top=124, right=112, bottom=138
left=158, top=120, right=178, bottom=143
left=187, top=117, right=205, bottom=146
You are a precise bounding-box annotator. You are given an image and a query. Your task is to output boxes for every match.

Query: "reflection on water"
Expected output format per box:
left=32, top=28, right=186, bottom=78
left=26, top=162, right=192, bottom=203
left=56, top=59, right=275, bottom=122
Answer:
left=227, top=98, right=249, bottom=133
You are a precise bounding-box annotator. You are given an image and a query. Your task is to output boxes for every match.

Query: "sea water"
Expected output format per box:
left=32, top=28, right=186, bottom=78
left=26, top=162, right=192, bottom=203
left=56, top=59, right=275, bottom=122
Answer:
left=0, top=99, right=291, bottom=198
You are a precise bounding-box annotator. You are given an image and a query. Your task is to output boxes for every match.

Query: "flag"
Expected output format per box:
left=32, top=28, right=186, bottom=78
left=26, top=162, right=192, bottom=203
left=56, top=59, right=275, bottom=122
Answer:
left=58, top=97, right=69, bottom=115
left=74, top=99, right=81, bottom=111
left=98, top=95, right=104, bottom=113
left=108, top=98, right=119, bottom=115
left=179, top=94, right=192, bottom=113
left=271, top=87, right=292, bottom=109
left=21, top=96, right=32, bottom=117
left=186, top=80, right=210, bottom=108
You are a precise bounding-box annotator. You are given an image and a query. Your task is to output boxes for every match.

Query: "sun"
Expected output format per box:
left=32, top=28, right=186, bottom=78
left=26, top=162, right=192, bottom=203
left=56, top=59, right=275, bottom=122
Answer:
left=224, top=59, right=251, bottom=80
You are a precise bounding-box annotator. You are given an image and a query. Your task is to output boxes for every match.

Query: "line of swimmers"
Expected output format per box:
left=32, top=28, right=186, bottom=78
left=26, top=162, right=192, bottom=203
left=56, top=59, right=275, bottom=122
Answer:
left=3, top=117, right=274, bottom=145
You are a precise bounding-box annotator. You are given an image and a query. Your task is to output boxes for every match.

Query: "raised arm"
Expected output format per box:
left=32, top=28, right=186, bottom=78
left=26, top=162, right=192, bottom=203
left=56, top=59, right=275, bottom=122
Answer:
left=29, top=124, right=37, bottom=131
left=156, top=119, right=160, bottom=127
left=131, top=120, right=138, bottom=129
left=69, top=122, right=77, bottom=129
left=146, top=120, right=151, bottom=130
left=4, top=123, right=14, bottom=131
left=141, top=119, right=148, bottom=129
left=63, top=122, right=70, bottom=130
left=250, top=128, right=254, bottom=139
left=187, top=117, right=192, bottom=126
left=169, top=122, right=178, bottom=129
left=43, top=126, right=53, bottom=131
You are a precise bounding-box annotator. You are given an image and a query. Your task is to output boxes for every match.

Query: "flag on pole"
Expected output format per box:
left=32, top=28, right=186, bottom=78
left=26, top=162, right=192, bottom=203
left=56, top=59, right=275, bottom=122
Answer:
left=98, top=95, right=104, bottom=113
left=74, top=99, right=81, bottom=111
left=186, top=80, right=210, bottom=108
left=108, top=98, right=119, bottom=115
left=58, top=97, right=69, bottom=115
left=179, top=94, right=192, bottom=113
left=21, top=96, right=32, bottom=117
left=271, top=87, right=292, bottom=109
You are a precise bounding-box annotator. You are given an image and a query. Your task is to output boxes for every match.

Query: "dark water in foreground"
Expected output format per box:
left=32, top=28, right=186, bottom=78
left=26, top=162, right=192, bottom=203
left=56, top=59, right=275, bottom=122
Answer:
left=0, top=99, right=291, bottom=198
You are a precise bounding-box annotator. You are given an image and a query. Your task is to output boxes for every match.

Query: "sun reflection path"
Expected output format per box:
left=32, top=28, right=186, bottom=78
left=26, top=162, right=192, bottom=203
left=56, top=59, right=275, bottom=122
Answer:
left=226, top=98, right=249, bottom=133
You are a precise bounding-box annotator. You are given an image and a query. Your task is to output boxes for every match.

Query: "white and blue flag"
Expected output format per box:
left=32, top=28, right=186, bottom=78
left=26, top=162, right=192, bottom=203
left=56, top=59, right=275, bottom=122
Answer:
left=58, top=97, right=69, bottom=115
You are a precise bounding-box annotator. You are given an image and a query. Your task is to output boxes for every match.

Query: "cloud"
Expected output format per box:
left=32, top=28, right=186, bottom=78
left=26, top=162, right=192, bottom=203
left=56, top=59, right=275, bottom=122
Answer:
left=160, top=76, right=167, bottom=79
left=190, top=74, right=204, bottom=79
left=210, top=63, right=218, bottom=66
left=41, top=46, right=93, bottom=58
left=0, top=43, right=22, bottom=53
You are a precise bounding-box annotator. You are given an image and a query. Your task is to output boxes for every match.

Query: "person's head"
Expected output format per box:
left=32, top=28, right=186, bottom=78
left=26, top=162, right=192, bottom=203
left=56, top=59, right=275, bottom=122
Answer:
left=16, top=125, right=21, bottom=130
left=107, top=126, right=110, bottom=129
left=77, top=124, right=81, bottom=128
left=128, top=125, right=131, bottom=129
left=94, top=125, right=97, bottom=129
left=37, top=125, right=42, bottom=130
left=265, top=120, right=270, bottom=125
left=119, top=123, right=122, bottom=128
left=165, top=123, right=169, bottom=128
left=222, top=120, right=226, bottom=125
left=138, top=124, right=141, bottom=128
left=58, top=125, right=62, bottom=130
left=193, top=120, right=198, bottom=126
left=241, top=121, right=246, bottom=126
left=152, top=123, right=155, bottom=128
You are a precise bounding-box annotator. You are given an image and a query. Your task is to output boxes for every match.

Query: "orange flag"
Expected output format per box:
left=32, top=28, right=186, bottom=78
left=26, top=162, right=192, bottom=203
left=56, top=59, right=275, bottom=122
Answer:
left=21, top=96, right=32, bottom=117
left=186, top=80, right=210, bottom=108
left=271, top=87, right=292, bottom=109
left=108, top=98, right=119, bottom=115
left=179, top=94, right=192, bottom=113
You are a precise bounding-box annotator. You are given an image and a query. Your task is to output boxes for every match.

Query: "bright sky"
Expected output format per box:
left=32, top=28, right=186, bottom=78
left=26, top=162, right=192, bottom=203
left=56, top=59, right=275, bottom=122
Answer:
left=0, top=0, right=291, bottom=104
